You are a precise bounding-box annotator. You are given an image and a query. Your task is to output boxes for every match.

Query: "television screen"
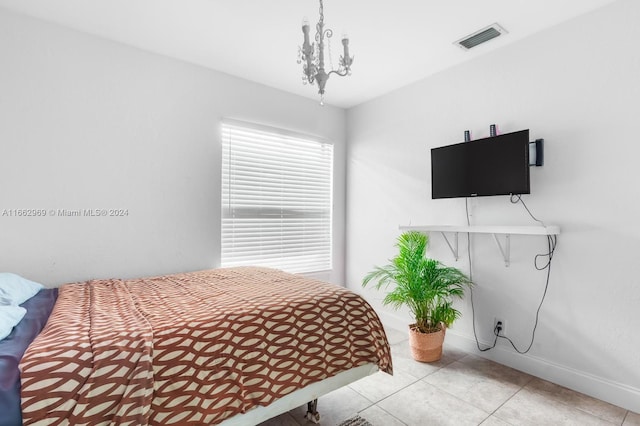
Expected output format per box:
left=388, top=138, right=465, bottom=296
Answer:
left=431, top=129, right=530, bottom=199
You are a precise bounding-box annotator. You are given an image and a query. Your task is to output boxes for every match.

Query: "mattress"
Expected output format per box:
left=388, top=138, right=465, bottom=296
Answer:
left=0, top=288, right=58, bottom=426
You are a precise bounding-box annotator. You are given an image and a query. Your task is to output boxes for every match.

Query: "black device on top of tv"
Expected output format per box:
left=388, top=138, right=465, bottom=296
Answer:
left=431, top=129, right=530, bottom=199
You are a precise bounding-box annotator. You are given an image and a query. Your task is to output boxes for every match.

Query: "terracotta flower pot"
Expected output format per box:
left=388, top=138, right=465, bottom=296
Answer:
left=408, top=323, right=445, bottom=362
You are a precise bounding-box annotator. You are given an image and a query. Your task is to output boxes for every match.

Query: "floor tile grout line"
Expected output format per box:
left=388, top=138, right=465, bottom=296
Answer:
left=281, top=330, right=634, bottom=426
left=385, top=328, right=636, bottom=424
left=418, top=360, right=532, bottom=423
left=340, top=391, right=408, bottom=426
left=521, top=380, right=628, bottom=425
left=484, top=384, right=529, bottom=424
left=480, top=372, right=536, bottom=421
left=443, top=353, right=628, bottom=425
left=346, top=377, right=418, bottom=425
left=363, top=403, right=410, bottom=426
left=351, top=373, right=423, bottom=406
left=477, top=412, right=516, bottom=426
left=418, top=375, right=496, bottom=419
left=621, top=410, right=629, bottom=425
left=349, top=366, right=453, bottom=423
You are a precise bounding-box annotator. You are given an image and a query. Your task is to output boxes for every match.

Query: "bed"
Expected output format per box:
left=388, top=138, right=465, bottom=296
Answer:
left=9, top=267, right=391, bottom=425
left=0, top=287, right=58, bottom=426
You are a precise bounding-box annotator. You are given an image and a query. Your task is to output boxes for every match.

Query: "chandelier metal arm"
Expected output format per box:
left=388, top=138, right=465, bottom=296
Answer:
left=327, top=68, right=348, bottom=78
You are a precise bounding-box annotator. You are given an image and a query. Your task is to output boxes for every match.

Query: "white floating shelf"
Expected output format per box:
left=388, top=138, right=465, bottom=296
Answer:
left=399, top=224, right=560, bottom=266
left=399, top=225, right=560, bottom=236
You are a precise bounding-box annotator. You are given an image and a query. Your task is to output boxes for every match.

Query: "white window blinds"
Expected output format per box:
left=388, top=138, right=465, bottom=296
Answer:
left=221, top=120, right=333, bottom=274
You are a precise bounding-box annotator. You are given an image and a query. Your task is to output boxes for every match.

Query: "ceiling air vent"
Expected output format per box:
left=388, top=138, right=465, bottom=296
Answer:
left=455, top=23, right=507, bottom=50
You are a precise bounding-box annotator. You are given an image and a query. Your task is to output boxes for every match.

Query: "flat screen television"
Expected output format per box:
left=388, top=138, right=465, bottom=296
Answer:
left=431, top=129, right=530, bottom=199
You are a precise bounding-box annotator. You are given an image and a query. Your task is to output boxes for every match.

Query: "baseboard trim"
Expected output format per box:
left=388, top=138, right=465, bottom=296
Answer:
left=378, top=311, right=640, bottom=413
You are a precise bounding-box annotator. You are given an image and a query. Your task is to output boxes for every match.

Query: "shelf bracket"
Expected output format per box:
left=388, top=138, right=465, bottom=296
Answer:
left=439, top=231, right=459, bottom=261
left=492, top=233, right=511, bottom=267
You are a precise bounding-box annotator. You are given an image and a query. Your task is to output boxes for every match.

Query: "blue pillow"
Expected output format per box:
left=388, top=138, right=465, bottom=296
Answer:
left=0, top=305, right=27, bottom=340
left=0, top=273, right=44, bottom=306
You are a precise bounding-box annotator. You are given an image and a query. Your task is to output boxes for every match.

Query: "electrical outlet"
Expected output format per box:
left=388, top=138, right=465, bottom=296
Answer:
left=494, top=318, right=505, bottom=335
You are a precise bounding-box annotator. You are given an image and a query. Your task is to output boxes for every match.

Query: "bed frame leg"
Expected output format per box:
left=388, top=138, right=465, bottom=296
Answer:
left=305, top=399, right=320, bottom=424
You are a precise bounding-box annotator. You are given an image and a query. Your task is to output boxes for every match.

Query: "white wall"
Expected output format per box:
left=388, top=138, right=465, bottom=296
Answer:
left=0, top=8, right=347, bottom=287
left=346, top=0, right=640, bottom=412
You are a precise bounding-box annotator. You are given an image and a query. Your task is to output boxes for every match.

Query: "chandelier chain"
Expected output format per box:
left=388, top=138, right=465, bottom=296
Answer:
left=327, top=33, right=334, bottom=71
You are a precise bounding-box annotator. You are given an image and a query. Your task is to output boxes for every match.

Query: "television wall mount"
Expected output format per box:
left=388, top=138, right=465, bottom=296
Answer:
left=529, top=139, right=544, bottom=167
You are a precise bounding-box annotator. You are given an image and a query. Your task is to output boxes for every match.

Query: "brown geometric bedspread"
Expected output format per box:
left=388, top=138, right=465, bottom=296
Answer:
left=19, top=267, right=392, bottom=425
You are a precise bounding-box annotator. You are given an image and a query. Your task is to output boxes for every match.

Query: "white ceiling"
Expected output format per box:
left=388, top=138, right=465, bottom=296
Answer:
left=0, top=0, right=619, bottom=108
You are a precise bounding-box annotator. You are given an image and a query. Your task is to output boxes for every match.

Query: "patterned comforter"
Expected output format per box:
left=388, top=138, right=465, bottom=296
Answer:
left=19, top=267, right=392, bottom=425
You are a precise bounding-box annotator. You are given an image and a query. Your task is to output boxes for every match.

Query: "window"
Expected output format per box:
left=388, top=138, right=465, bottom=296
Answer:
left=221, top=120, right=333, bottom=274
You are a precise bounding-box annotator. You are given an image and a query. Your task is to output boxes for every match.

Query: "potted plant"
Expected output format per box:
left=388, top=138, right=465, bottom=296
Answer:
left=362, top=231, right=472, bottom=362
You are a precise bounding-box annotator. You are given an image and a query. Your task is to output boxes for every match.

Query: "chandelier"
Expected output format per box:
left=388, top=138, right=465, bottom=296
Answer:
left=297, top=0, right=353, bottom=105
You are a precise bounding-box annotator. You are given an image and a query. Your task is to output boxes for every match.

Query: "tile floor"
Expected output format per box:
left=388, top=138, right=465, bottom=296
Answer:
left=258, top=327, right=640, bottom=426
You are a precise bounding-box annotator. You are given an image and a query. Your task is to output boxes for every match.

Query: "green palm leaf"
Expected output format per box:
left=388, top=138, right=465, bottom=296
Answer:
left=362, top=231, right=472, bottom=333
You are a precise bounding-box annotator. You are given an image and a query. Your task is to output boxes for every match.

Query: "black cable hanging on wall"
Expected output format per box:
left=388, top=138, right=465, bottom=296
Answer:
left=464, top=124, right=557, bottom=354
